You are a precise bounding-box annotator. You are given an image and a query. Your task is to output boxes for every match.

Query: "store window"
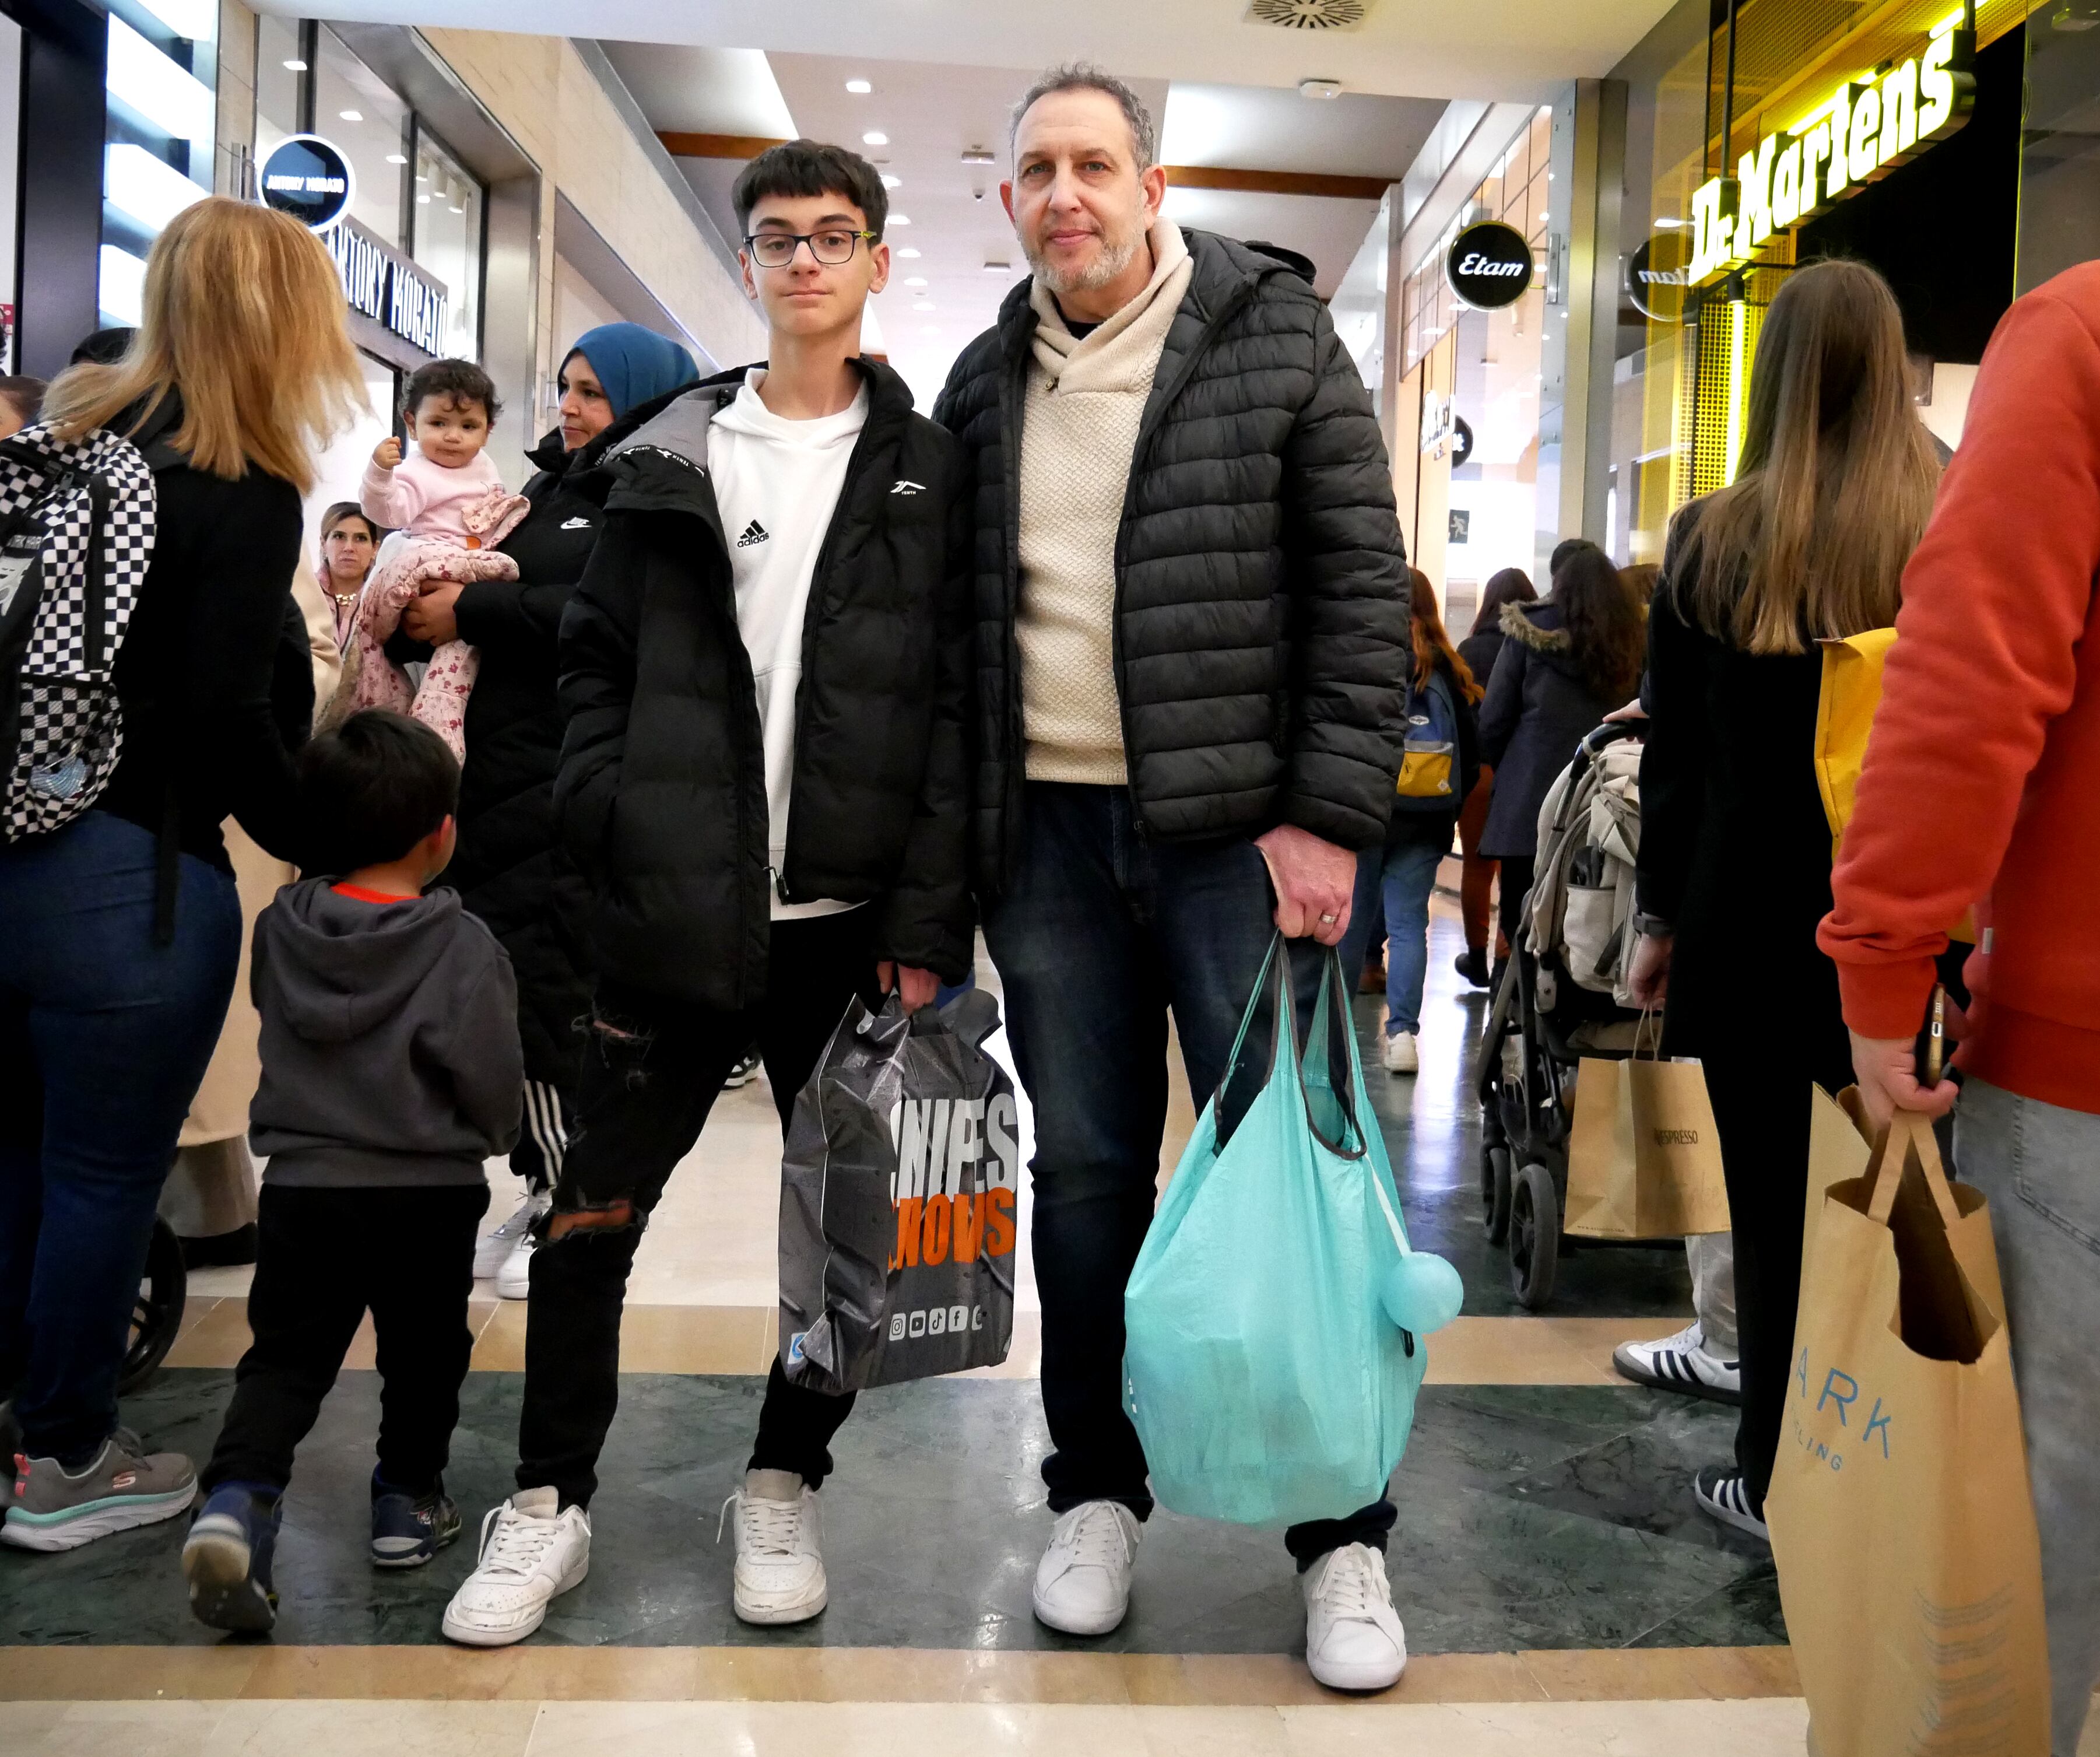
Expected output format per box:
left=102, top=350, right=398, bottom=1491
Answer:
left=412, top=128, right=483, bottom=361
left=99, top=0, right=218, bottom=328
left=313, top=27, right=408, bottom=248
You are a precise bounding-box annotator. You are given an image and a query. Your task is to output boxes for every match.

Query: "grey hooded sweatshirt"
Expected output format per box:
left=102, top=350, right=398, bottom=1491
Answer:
left=249, top=877, right=522, bottom=1187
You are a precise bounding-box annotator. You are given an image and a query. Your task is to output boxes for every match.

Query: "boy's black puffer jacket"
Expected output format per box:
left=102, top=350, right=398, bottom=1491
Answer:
left=554, top=359, right=974, bottom=1012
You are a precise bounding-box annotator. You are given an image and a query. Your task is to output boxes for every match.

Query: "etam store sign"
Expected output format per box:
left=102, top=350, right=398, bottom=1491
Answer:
left=1688, top=16, right=1975, bottom=287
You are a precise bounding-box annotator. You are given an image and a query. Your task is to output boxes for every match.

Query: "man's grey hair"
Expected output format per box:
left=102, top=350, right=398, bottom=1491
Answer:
left=1009, top=64, right=1157, bottom=170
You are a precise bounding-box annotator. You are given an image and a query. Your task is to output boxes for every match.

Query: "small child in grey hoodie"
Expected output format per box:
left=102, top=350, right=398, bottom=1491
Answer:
left=181, top=710, right=522, bottom=1634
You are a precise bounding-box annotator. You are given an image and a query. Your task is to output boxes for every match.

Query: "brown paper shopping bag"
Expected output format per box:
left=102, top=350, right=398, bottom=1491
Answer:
left=1768, top=1109, right=2047, bottom=1757
left=1564, top=1018, right=1730, bottom=1240
left=1802, top=1084, right=1874, bottom=1271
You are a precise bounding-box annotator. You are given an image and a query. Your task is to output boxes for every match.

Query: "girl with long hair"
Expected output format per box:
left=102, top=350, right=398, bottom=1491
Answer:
left=1451, top=567, right=1538, bottom=983
left=1341, top=569, right=1483, bottom=1072
left=1477, top=545, right=1645, bottom=956
left=0, top=198, right=363, bottom=1552
left=1627, top=258, right=1938, bottom=1542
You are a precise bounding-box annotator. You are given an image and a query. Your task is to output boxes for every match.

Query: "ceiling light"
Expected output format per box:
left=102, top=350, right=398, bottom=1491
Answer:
left=882, top=174, right=902, bottom=189
left=889, top=213, right=911, bottom=226
left=415, top=174, right=429, bottom=183
left=897, top=246, right=921, bottom=258
left=845, top=78, right=872, bottom=93
left=1652, top=216, right=1686, bottom=229
left=960, top=148, right=997, bottom=166
left=449, top=204, right=463, bottom=213
left=339, top=109, right=363, bottom=122
left=282, top=58, right=307, bottom=71
left=913, top=300, right=935, bottom=311
left=385, top=153, right=408, bottom=164
left=903, top=275, right=928, bottom=286
left=862, top=131, right=888, bottom=146
left=985, top=260, right=1013, bottom=273
left=1299, top=78, right=1344, bottom=99
left=417, top=194, right=430, bottom=204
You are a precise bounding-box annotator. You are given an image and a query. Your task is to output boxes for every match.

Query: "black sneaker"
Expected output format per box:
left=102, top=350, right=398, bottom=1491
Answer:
left=1453, top=948, right=1491, bottom=988
left=1693, top=1467, right=1769, bottom=1542
left=723, top=1048, right=763, bottom=1089
left=371, top=1478, right=462, bottom=1568
left=183, top=1482, right=282, bottom=1633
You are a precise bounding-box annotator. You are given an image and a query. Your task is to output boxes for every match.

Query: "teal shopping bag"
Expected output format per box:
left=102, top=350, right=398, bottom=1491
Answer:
left=1122, top=938, right=1458, bottom=1528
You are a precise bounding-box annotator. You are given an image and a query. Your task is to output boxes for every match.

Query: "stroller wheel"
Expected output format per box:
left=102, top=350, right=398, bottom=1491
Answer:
left=1480, top=1144, right=1513, bottom=1245
left=1509, top=1162, right=1561, bottom=1310
left=118, top=1218, right=188, bottom=1395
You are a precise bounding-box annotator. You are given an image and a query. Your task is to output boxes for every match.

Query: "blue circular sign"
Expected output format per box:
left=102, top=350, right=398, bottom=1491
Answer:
left=258, top=135, right=355, bottom=233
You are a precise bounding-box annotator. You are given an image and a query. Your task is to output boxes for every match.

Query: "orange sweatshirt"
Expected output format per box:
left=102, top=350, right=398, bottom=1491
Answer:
left=1820, top=262, right=2100, bottom=1114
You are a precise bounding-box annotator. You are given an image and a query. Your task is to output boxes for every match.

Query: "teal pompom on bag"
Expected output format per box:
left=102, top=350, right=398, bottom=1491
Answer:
left=1122, top=938, right=1455, bottom=1529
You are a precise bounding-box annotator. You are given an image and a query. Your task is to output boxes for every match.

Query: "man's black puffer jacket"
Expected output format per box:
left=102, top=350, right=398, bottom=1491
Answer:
left=932, top=226, right=1411, bottom=895
left=554, top=359, right=974, bottom=1012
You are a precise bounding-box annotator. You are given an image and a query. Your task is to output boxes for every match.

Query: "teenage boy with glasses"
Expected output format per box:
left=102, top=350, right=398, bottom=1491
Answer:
left=441, top=139, right=972, bottom=1646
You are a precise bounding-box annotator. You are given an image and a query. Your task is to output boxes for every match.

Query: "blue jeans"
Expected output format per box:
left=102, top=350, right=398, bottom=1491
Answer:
left=1339, top=814, right=1455, bottom=1037
left=981, top=783, right=1396, bottom=1562
left=0, top=811, right=241, bottom=1463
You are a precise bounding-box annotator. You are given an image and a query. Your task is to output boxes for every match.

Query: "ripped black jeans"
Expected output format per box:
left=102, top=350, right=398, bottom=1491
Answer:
left=516, top=910, right=882, bottom=1509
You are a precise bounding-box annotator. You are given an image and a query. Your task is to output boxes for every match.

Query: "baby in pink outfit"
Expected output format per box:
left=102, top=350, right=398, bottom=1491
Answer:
left=353, top=359, right=528, bottom=759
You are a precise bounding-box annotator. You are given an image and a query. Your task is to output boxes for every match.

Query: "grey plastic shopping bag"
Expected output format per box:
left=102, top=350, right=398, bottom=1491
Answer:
left=778, top=987, right=1019, bottom=1394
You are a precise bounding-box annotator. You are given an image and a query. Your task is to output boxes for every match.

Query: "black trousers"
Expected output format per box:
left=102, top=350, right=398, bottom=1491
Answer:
left=1496, top=853, right=1535, bottom=950
left=517, top=911, right=882, bottom=1509
left=202, top=1181, right=489, bottom=1496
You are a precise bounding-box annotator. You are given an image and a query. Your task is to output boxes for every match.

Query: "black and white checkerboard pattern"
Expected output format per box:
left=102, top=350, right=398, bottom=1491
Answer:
left=0, top=423, right=157, bottom=841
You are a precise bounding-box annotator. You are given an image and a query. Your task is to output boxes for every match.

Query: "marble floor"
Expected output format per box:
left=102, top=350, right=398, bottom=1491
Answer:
left=0, top=903, right=1908, bottom=1752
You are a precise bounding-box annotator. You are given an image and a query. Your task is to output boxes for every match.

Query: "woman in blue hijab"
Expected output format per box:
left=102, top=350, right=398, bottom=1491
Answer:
left=391, top=324, right=702, bottom=1287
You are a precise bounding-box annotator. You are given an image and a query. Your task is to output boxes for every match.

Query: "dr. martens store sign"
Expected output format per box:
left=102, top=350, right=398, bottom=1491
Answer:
left=1687, top=15, right=1975, bottom=289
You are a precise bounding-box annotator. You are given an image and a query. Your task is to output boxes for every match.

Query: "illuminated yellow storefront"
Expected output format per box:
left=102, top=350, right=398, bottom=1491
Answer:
left=1620, top=0, right=2029, bottom=560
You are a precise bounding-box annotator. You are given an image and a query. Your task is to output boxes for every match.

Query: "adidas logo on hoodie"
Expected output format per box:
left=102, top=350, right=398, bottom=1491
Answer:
left=736, top=519, right=769, bottom=548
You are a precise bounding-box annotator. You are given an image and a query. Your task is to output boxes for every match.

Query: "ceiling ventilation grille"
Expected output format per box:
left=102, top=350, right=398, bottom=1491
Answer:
left=1245, top=0, right=1371, bottom=29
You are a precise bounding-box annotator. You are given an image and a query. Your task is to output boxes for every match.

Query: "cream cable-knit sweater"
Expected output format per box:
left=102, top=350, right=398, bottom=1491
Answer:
left=1016, top=219, right=1193, bottom=784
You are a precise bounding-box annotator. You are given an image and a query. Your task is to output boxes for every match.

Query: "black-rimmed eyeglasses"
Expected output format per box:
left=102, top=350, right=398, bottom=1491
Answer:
left=743, top=229, right=879, bottom=268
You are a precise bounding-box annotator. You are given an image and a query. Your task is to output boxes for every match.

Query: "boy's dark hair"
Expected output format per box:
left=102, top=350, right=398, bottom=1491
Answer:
left=402, top=357, right=501, bottom=425
left=733, top=139, right=887, bottom=240
left=0, top=375, right=47, bottom=425
left=297, top=710, right=459, bottom=876
left=1549, top=536, right=1600, bottom=579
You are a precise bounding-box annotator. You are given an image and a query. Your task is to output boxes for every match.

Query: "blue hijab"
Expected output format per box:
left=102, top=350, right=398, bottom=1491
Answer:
left=563, top=322, right=700, bottom=420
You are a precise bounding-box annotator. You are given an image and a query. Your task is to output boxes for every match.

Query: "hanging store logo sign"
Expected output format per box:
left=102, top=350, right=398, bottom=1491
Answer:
left=1688, top=19, right=1974, bottom=287
left=1446, top=221, right=1535, bottom=310
left=258, top=134, right=355, bottom=233
left=1628, top=239, right=1687, bottom=323
left=326, top=218, right=449, bottom=359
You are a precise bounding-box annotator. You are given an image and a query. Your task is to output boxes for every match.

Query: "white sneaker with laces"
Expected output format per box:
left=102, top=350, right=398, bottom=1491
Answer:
left=1611, top=1320, right=1741, bottom=1402
left=494, top=1226, right=538, bottom=1301
left=1302, top=1542, right=1407, bottom=1691
left=1381, top=1031, right=1420, bottom=1075
left=440, top=1486, right=591, bottom=1646
left=475, top=1191, right=549, bottom=1282
left=1032, top=1500, right=1140, bottom=1635
left=721, top=1468, right=827, bottom=1624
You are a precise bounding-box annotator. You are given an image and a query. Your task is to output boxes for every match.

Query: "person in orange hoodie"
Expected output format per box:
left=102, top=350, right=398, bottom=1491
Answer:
left=1820, top=259, right=2100, bottom=1757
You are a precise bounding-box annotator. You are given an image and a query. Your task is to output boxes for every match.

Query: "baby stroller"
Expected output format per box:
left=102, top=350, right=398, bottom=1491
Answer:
left=1473, top=723, right=1652, bottom=1308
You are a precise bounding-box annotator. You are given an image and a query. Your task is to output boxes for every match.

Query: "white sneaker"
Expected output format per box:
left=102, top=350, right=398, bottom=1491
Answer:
left=1302, top=1542, right=1407, bottom=1691
left=1032, top=1500, right=1140, bottom=1635
left=493, top=1226, right=538, bottom=1301
left=721, top=1468, right=827, bottom=1625
left=475, top=1191, right=549, bottom=1282
left=440, top=1486, right=591, bottom=1646
left=1381, top=1030, right=1420, bottom=1075
left=1612, top=1320, right=1742, bottom=1404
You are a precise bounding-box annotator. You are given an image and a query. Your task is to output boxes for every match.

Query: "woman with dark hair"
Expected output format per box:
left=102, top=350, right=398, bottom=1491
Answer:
left=389, top=322, right=699, bottom=1296
left=317, top=502, right=381, bottom=653
left=1451, top=568, right=1538, bottom=984
left=1628, top=258, right=1939, bottom=1542
left=1477, top=546, right=1645, bottom=958
left=1340, top=569, right=1481, bottom=1071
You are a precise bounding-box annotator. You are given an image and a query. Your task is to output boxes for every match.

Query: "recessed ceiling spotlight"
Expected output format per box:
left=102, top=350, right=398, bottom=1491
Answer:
left=960, top=148, right=997, bottom=166
left=914, top=300, right=935, bottom=311
left=882, top=174, right=902, bottom=189
left=339, top=109, right=363, bottom=121
left=862, top=131, right=888, bottom=146
left=1298, top=78, right=1344, bottom=99
left=845, top=78, right=872, bottom=93
left=385, top=153, right=408, bottom=164
left=282, top=58, right=307, bottom=71
left=903, top=275, right=928, bottom=286
left=889, top=213, right=911, bottom=226
left=1652, top=216, right=1686, bottom=229
left=897, top=246, right=921, bottom=258
left=985, top=260, right=1013, bottom=273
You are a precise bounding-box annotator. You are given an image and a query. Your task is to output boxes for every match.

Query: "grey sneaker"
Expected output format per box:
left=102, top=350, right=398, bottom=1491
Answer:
left=3, top=1429, right=196, bottom=1552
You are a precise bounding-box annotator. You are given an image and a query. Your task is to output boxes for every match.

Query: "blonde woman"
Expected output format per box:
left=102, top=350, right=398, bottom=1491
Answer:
left=1627, top=259, right=1939, bottom=1544
left=0, top=198, right=361, bottom=1552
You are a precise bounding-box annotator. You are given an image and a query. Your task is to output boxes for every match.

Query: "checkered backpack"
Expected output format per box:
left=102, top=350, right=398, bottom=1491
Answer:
left=0, top=423, right=157, bottom=841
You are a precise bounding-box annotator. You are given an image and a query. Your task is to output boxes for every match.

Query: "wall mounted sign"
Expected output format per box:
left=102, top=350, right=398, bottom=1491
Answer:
left=1445, top=221, right=1535, bottom=311
left=1628, top=239, right=1687, bottom=322
left=326, top=217, right=448, bottom=360
left=1687, top=19, right=1974, bottom=287
left=1451, top=415, right=1474, bottom=468
left=258, top=135, right=355, bottom=233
